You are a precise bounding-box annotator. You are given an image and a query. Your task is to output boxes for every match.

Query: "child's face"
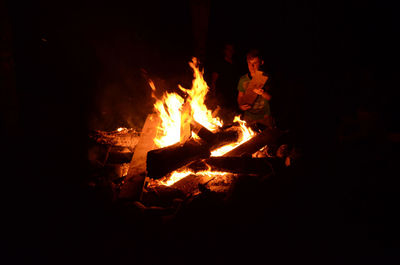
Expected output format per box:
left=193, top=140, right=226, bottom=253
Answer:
left=247, top=57, right=262, bottom=74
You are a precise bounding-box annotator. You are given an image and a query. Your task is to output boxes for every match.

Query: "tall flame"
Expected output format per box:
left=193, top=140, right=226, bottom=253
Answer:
left=150, top=80, right=184, bottom=148
left=149, top=58, right=256, bottom=186
left=152, top=58, right=223, bottom=148
left=153, top=92, right=184, bottom=147
left=179, top=58, right=223, bottom=131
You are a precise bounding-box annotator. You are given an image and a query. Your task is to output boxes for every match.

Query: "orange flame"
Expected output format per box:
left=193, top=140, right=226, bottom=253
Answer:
left=159, top=169, right=229, bottom=186
left=149, top=58, right=256, bottom=186
left=179, top=58, right=223, bottom=131
left=210, top=115, right=255, bottom=156
left=150, top=79, right=185, bottom=148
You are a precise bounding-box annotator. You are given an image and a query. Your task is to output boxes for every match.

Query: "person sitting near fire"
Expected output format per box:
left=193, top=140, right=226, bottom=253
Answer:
left=208, top=42, right=241, bottom=124
left=237, top=49, right=274, bottom=130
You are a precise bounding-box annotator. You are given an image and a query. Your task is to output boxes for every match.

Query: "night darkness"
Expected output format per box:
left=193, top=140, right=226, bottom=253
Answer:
left=2, top=0, right=399, bottom=264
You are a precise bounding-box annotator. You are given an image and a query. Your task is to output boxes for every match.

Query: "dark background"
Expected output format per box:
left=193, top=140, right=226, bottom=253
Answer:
left=2, top=0, right=399, bottom=264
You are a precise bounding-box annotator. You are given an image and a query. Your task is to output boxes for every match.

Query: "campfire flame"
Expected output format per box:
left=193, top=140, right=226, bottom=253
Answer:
left=210, top=115, right=255, bottom=156
left=151, top=58, right=223, bottom=148
left=179, top=58, right=223, bottom=131
left=153, top=92, right=184, bottom=147
left=150, top=58, right=255, bottom=186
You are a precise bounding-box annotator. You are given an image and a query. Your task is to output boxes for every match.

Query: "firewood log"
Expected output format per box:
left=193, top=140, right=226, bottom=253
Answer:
left=106, top=150, right=133, bottom=164
left=88, top=140, right=111, bottom=166
left=146, top=139, right=210, bottom=179
left=190, top=120, right=215, bottom=143
left=190, top=120, right=243, bottom=150
left=188, top=157, right=274, bottom=175
left=119, top=113, right=161, bottom=200
left=211, top=126, right=243, bottom=150
left=223, top=128, right=284, bottom=157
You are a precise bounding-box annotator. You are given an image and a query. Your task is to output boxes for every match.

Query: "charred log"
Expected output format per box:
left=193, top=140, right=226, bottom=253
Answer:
left=88, top=139, right=111, bottom=167
left=147, top=139, right=210, bottom=179
left=212, top=126, right=243, bottom=150
left=170, top=174, right=211, bottom=195
left=188, top=157, right=274, bottom=175
left=190, top=120, right=242, bottom=150
left=141, top=185, right=185, bottom=208
left=190, top=120, right=215, bottom=143
left=107, top=150, right=133, bottom=164
left=223, top=128, right=284, bottom=157
left=119, top=113, right=161, bottom=201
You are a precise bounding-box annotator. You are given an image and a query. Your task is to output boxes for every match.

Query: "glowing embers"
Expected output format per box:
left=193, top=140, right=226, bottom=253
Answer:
left=159, top=169, right=229, bottom=187
left=145, top=169, right=235, bottom=198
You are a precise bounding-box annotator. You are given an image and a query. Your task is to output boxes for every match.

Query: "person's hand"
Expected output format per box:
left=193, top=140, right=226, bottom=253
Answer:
left=253, top=87, right=271, bottom=100
left=240, top=104, right=252, bottom=111
left=253, top=88, right=264, bottom=95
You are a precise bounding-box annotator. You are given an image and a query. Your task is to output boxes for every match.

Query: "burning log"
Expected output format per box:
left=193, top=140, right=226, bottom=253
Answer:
left=188, top=157, right=274, bottom=176
left=119, top=113, right=161, bottom=200
left=170, top=174, right=211, bottom=195
left=212, top=125, right=243, bottom=150
left=190, top=120, right=243, bottom=150
left=190, top=120, right=215, bottom=142
left=223, top=128, right=284, bottom=157
left=146, top=139, right=211, bottom=179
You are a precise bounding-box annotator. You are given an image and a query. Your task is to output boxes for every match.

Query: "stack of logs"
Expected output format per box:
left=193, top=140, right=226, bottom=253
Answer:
left=146, top=120, right=286, bottom=179
left=90, top=113, right=292, bottom=201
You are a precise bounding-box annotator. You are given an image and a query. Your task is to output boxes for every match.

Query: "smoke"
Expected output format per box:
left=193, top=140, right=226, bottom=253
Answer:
left=87, top=35, right=194, bottom=131
left=83, top=2, right=194, bottom=131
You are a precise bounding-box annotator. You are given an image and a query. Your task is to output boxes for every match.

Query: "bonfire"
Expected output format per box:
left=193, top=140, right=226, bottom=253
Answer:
left=89, top=57, right=292, bottom=208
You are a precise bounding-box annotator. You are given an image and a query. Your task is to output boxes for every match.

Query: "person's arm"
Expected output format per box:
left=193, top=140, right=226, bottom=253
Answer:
left=237, top=77, right=252, bottom=110
left=253, top=88, right=271, bottom=101
left=252, top=71, right=271, bottom=100
left=263, top=91, right=271, bottom=100
left=237, top=91, right=251, bottom=110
